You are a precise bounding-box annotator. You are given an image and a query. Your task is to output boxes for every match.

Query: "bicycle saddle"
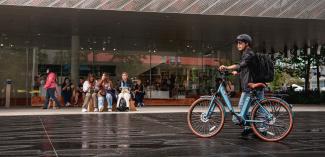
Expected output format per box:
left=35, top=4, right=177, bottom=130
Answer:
left=248, top=83, right=266, bottom=89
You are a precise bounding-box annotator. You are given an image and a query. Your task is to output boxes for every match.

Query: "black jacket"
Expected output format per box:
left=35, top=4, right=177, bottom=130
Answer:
left=134, top=83, right=145, bottom=94
left=238, top=48, right=256, bottom=92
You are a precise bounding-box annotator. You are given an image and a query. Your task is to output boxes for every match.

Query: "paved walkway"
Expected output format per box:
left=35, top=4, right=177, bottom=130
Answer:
left=1, top=104, right=325, bottom=116
left=0, top=111, right=324, bottom=156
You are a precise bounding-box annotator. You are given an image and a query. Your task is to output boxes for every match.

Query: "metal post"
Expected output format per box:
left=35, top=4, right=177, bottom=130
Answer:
left=31, top=47, right=37, bottom=92
left=176, top=51, right=178, bottom=99
left=149, top=50, right=152, bottom=98
left=92, top=50, right=94, bottom=73
left=26, top=48, right=29, bottom=106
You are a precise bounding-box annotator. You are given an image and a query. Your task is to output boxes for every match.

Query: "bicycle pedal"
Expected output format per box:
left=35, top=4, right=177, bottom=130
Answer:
left=266, top=131, right=275, bottom=136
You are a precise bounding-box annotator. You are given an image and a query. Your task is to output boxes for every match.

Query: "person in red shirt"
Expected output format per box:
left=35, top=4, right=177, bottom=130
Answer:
left=42, top=68, right=61, bottom=109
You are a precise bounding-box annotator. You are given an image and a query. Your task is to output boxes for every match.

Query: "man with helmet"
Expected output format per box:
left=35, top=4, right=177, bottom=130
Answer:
left=219, top=34, right=264, bottom=136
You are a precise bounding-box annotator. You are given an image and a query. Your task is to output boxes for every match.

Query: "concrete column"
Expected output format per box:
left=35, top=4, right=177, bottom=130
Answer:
left=71, top=35, right=80, bottom=86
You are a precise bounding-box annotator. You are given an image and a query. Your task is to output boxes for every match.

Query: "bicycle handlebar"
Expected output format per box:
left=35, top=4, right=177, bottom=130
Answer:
left=217, top=70, right=231, bottom=78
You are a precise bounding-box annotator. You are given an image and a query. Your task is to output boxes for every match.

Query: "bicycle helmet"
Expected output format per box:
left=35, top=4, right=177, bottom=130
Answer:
left=235, top=34, right=252, bottom=46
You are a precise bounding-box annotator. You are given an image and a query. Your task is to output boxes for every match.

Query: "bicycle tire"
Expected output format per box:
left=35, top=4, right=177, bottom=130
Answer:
left=250, top=98, right=294, bottom=142
left=187, top=98, right=225, bottom=138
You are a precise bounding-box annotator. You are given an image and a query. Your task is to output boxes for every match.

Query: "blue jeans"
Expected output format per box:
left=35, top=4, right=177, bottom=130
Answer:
left=98, top=93, right=113, bottom=109
left=62, top=91, right=72, bottom=105
left=135, top=92, right=144, bottom=105
left=43, top=88, right=61, bottom=108
left=238, top=89, right=264, bottom=117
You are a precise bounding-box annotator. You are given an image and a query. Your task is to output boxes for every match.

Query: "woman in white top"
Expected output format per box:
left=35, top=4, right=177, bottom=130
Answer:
left=82, top=73, right=98, bottom=112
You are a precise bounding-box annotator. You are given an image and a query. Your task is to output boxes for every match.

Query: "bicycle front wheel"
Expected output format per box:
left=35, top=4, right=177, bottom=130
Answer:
left=250, top=98, right=294, bottom=142
left=187, top=98, right=225, bottom=138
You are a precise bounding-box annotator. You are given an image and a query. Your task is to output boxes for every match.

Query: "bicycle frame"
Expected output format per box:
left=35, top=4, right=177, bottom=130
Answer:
left=206, top=79, right=271, bottom=125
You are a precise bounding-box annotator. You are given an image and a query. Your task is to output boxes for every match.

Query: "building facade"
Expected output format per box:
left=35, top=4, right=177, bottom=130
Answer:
left=0, top=0, right=324, bottom=105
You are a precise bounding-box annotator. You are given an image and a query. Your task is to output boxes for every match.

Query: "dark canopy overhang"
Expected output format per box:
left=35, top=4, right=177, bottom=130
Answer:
left=0, top=0, right=324, bottom=20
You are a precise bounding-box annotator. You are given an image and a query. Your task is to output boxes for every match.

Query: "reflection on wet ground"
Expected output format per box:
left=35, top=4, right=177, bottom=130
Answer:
left=0, top=112, right=324, bottom=156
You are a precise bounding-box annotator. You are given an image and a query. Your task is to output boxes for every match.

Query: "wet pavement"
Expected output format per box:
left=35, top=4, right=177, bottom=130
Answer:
left=0, top=112, right=324, bottom=156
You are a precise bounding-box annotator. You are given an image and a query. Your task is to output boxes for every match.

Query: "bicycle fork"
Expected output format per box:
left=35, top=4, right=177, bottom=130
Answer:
left=206, top=95, right=217, bottom=119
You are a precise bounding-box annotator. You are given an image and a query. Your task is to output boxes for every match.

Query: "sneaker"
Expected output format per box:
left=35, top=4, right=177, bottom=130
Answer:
left=99, top=107, right=104, bottom=112
left=53, top=106, right=60, bottom=109
left=108, top=108, right=112, bottom=112
left=65, top=103, right=71, bottom=107
left=82, top=108, right=88, bottom=112
left=241, top=127, right=253, bottom=136
left=94, top=108, right=99, bottom=112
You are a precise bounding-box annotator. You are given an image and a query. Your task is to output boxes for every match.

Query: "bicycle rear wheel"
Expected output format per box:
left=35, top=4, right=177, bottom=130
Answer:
left=187, top=98, right=225, bottom=138
left=250, top=98, right=293, bottom=142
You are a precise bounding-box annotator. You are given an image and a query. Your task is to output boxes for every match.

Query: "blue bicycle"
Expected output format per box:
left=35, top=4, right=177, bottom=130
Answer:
left=187, top=71, right=294, bottom=142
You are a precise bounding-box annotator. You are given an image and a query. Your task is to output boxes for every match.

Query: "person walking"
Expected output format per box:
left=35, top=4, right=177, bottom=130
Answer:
left=42, top=68, right=61, bottom=109
left=219, top=34, right=265, bottom=136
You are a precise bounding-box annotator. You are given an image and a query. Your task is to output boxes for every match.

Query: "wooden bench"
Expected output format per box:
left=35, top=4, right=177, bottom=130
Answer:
left=87, top=98, right=137, bottom=112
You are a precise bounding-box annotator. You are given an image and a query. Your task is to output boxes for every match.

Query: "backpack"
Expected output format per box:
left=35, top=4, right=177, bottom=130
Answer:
left=117, top=98, right=128, bottom=111
left=251, top=53, right=274, bottom=83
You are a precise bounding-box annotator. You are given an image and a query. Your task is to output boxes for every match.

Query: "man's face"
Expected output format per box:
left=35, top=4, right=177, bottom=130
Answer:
left=237, top=41, right=248, bottom=52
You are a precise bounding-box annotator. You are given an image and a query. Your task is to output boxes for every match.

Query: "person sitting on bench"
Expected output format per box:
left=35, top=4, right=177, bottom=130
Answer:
left=116, top=72, right=133, bottom=111
left=82, top=73, right=98, bottom=112
left=97, top=72, right=116, bottom=112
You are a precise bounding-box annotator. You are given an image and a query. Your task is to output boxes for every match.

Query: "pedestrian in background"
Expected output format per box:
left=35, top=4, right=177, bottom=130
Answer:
left=42, top=68, right=61, bottom=109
